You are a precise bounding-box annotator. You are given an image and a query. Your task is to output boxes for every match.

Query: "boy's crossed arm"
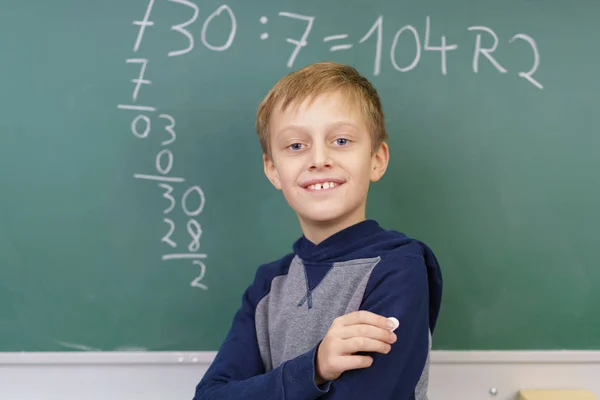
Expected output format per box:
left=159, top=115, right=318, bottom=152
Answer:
left=316, top=256, right=431, bottom=399
left=194, top=257, right=430, bottom=400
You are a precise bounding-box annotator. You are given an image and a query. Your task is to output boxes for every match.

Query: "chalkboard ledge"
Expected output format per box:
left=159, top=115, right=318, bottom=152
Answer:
left=0, top=351, right=217, bottom=365
left=1, top=351, right=599, bottom=365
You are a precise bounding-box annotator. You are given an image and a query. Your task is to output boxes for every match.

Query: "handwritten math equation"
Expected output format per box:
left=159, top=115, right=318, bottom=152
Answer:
left=116, top=0, right=543, bottom=289
left=124, top=0, right=542, bottom=92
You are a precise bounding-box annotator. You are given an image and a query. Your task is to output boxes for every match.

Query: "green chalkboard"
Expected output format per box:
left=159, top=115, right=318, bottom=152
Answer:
left=1, top=0, right=599, bottom=352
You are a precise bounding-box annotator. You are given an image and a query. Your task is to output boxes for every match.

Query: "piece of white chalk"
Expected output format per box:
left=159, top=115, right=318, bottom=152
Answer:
left=387, top=317, right=399, bottom=331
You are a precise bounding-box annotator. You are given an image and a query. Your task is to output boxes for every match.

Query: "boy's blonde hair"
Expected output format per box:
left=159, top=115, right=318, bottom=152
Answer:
left=256, top=62, right=388, bottom=158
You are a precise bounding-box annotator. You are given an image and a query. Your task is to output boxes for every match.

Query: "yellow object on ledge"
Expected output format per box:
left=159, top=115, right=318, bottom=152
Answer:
left=519, top=390, right=598, bottom=400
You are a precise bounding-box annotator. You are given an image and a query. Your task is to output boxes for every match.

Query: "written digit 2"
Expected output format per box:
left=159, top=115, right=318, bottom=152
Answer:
left=191, top=260, right=208, bottom=290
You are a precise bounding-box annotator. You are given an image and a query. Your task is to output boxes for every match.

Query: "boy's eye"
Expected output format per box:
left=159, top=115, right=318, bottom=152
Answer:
left=288, top=143, right=303, bottom=151
left=335, top=138, right=349, bottom=146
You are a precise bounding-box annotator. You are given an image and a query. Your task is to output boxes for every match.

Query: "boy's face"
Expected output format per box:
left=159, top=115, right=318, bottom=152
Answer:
left=263, top=91, right=389, bottom=238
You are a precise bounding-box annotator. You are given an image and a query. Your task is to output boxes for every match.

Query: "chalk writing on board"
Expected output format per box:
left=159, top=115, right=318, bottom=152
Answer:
left=279, top=13, right=542, bottom=88
left=323, top=35, right=353, bottom=52
left=132, top=174, right=185, bottom=183
left=162, top=254, right=207, bottom=260
left=117, top=104, right=156, bottom=112
left=116, top=0, right=209, bottom=291
left=125, top=58, right=150, bottom=101
left=167, top=0, right=199, bottom=57
left=114, top=2, right=545, bottom=290
left=128, top=4, right=543, bottom=89
left=191, top=260, right=208, bottom=290
left=260, top=16, right=269, bottom=40
left=279, top=12, right=314, bottom=69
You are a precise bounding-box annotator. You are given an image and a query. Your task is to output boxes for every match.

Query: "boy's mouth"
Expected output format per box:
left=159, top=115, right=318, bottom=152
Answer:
left=300, top=179, right=345, bottom=192
left=307, top=181, right=339, bottom=191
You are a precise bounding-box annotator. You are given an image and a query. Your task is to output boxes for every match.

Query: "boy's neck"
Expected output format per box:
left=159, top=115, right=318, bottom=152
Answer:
left=298, top=213, right=367, bottom=245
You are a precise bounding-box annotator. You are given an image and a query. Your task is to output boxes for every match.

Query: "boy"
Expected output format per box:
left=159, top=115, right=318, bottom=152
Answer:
left=194, top=62, right=443, bottom=399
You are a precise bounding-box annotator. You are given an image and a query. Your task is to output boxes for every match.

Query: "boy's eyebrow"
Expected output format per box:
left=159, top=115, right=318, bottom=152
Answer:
left=275, top=125, right=308, bottom=136
left=325, top=121, right=360, bottom=133
left=276, top=121, right=359, bottom=136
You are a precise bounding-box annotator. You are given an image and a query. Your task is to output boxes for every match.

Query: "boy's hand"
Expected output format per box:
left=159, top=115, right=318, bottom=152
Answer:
left=315, top=311, right=398, bottom=385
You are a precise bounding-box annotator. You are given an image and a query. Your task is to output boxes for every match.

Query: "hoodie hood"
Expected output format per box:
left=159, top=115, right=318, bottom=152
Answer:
left=292, top=219, right=443, bottom=334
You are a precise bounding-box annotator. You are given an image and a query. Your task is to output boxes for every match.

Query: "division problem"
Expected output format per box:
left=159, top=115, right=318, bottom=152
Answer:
left=126, top=1, right=543, bottom=89
left=116, top=0, right=544, bottom=291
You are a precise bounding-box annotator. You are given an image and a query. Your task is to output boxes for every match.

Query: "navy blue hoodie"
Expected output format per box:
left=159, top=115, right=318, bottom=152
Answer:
left=194, top=219, right=443, bottom=399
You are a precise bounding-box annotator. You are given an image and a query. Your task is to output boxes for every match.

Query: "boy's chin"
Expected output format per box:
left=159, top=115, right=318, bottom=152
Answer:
left=297, top=210, right=352, bottom=226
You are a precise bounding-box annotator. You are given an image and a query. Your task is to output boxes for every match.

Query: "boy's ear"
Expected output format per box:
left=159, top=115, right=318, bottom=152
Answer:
left=370, top=141, right=390, bottom=182
left=263, top=153, right=282, bottom=190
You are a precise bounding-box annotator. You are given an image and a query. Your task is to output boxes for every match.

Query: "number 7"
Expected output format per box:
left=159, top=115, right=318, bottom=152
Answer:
left=278, top=12, right=315, bottom=68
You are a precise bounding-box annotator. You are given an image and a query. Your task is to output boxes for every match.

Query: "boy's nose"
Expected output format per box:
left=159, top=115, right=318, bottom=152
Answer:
left=308, top=143, right=333, bottom=170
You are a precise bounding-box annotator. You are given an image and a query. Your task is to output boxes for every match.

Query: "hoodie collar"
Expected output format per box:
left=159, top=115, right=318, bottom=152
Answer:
left=292, top=219, right=384, bottom=263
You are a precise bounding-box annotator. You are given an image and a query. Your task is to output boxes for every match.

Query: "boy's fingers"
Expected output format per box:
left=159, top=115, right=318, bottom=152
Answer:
left=337, top=355, right=374, bottom=372
left=338, top=310, right=394, bottom=330
left=342, top=337, right=392, bottom=355
left=340, top=324, right=397, bottom=344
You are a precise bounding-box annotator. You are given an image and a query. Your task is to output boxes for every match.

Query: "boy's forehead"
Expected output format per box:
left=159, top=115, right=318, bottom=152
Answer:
left=271, top=91, right=365, bottom=129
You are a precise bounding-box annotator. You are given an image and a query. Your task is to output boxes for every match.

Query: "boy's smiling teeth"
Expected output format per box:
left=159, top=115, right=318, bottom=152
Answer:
left=307, top=182, right=338, bottom=191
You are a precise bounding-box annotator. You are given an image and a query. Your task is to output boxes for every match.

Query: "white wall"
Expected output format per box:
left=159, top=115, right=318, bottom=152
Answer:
left=0, top=351, right=598, bottom=400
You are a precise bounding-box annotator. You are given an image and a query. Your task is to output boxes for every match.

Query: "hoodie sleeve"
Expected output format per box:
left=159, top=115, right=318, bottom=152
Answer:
left=320, top=253, right=437, bottom=400
left=193, top=262, right=332, bottom=400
